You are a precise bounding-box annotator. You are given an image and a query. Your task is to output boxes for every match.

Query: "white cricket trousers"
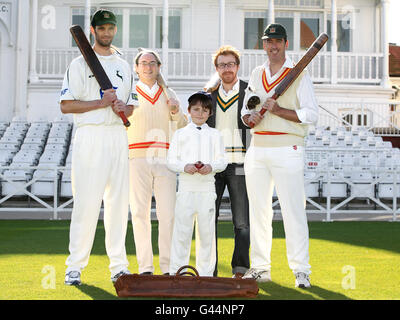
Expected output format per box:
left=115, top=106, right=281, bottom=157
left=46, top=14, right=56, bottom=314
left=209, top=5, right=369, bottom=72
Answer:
left=66, top=125, right=129, bottom=276
left=169, top=191, right=216, bottom=276
left=129, top=158, right=176, bottom=274
left=244, top=145, right=311, bottom=275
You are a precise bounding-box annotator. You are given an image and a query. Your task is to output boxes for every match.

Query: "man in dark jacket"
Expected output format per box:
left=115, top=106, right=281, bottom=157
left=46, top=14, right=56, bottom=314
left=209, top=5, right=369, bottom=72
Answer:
left=206, top=45, right=250, bottom=278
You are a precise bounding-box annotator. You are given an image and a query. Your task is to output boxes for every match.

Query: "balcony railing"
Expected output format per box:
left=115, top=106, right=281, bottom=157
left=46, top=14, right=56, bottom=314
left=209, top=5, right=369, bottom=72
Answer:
left=316, top=99, right=400, bottom=135
left=34, top=48, right=384, bottom=85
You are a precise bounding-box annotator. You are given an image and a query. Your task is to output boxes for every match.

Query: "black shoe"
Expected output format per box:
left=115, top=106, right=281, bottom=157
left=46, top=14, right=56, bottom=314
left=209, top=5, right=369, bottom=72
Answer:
left=140, top=272, right=153, bottom=275
left=163, top=272, right=170, bottom=276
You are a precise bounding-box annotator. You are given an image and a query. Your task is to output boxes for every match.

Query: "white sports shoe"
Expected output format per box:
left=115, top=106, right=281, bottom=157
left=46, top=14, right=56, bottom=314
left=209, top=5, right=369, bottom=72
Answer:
left=295, top=272, right=311, bottom=288
left=111, top=269, right=131, bottom=283
left=65, top=271, right=81, bottom=286
left=242, top=268, right=271, bottom=283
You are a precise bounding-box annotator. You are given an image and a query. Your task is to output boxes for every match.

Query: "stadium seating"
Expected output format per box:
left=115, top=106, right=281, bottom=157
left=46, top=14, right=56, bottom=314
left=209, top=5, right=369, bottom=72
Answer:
left=60, top=168, right=72, bottom=198
left=29, top=119, right=72, bottom=198
left=30, top=166, right=62, bottom=197
left=1, top=169, right=31, bottom=197
left=1, top=121, right=399, bottom=204
left=303, top=126, right=399, bottom=201
left=0, top=118, right=69, bottom=197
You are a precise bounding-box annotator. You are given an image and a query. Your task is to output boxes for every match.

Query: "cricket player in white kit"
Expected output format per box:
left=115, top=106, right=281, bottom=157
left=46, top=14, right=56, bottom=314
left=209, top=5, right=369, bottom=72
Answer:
left=241, top=24, right=318, bottom=288
left=127, top=50, right=187, bottom=276
left=60, top=10, right=138, bottom=285
left=167, top=91, right=227, bottom=276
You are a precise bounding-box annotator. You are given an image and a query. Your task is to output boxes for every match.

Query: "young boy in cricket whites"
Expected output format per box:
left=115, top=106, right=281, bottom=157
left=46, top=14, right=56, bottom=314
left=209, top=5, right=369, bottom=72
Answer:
left=167, top=91, right=227, bottom=276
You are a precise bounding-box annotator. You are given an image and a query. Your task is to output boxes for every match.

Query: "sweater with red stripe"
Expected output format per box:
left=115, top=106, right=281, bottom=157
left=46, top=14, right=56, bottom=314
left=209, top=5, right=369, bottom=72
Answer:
left=126, top=82, right=188, bottom=159
left=242, top=57, right=310, bottom=148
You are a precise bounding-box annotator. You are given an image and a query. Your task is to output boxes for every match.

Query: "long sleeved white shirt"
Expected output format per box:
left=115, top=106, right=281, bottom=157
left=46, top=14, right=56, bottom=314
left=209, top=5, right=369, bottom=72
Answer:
left=167, top=122, right=228, bottom=192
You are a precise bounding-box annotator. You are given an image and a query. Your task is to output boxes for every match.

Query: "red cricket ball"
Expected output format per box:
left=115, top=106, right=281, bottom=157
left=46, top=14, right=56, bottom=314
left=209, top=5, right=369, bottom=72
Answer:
left=194, top=161, right=204, bottom=169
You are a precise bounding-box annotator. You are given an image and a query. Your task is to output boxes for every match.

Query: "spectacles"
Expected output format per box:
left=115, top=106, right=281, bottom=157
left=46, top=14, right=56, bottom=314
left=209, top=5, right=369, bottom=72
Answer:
left=138, top=61, right=158, bottom=67
left=216, top=62, right=238, bottom=69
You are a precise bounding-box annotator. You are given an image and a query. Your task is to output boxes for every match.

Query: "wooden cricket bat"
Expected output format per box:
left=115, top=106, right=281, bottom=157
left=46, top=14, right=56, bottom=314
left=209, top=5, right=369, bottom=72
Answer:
left=70, top=25, right=131, bottom=127
left=156, top=71, right=170, bottom=100
left=249, top=32, right=329, bottom=128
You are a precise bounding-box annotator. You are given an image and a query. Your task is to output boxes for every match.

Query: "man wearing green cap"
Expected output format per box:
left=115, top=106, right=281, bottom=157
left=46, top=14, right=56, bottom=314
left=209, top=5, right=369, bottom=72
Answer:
left=60, top=9, right=138, bottom=286
left=241, top=23, right=318, bottom=288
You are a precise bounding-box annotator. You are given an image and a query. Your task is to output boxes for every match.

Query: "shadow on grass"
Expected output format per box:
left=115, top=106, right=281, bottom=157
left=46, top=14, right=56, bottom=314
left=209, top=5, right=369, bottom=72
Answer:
left=74, top=282, right=351, bottom=301
left=76, top=284, right=118, bottom=300
left=257, top=282, right=352, bottom=300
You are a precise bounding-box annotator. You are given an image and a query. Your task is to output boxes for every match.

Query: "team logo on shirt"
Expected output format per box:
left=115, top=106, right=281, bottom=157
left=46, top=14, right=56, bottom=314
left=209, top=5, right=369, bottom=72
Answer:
left=131, top=93, right=138, bottom=101
left=116, top=70, right=123, bottom=81
left=61, top=88, right=68, bottom=96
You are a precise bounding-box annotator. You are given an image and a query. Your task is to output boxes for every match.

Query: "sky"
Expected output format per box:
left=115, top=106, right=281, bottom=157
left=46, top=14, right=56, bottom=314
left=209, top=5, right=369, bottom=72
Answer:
left=389, top=0, right=400, bottom=45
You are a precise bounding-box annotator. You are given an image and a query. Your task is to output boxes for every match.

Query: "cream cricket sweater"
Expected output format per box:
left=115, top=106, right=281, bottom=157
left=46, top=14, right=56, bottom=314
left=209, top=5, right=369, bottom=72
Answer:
left=127, top=83, right=188, bottom=159
left=215, top=84, right=245, bottom=164
left=246, top=66, right=308, bottom=148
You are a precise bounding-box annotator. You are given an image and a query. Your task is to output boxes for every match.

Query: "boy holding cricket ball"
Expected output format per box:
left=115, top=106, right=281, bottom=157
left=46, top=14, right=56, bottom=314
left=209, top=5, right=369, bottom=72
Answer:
left=167, top=91, right=227, bottom=276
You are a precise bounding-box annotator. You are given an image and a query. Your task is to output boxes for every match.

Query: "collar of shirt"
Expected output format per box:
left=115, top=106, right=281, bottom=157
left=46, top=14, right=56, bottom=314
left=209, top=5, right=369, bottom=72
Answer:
left=95, top=52, right=118, bottom=61
left=262, top=54, right=294, bottom=80
left=137, top=80, right=160, bottom=96
left=188, top=122, right=209, bottom=131
left=220, top=78, right=240, bottom=97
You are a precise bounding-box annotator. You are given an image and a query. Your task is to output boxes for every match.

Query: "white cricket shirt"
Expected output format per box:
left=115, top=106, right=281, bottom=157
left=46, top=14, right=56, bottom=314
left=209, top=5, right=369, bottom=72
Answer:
left=60, top=52, right=138, bottom=127
left=167, top=122, right=228, bottom=192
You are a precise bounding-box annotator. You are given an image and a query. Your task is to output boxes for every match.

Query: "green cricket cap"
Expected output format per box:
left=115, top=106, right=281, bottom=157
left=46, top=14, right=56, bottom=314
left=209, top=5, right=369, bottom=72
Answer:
left=91, top=10, right=117, bottom=27
left=262, top=23, right=287, bottom=40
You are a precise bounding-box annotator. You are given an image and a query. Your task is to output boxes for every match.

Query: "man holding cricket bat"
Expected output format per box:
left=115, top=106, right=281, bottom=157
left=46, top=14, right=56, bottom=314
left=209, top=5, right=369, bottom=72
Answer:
left=241, top=24, right=319, bottom=288
left=127, top=49, right=188, bottom=276
left=60, top=10, right=137, bottom=286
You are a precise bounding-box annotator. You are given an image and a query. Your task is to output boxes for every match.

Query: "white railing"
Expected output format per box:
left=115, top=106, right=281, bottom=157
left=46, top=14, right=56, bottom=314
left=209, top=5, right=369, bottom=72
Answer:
left=0, top=166, right=72, bottom=220
left=35, top=48, right=383, bottom=85
left=1, top=160, right=399, bottom=221
left=337, top=52, right=384, bottom=84
left=316, top=99, right=400, bottom=135
left=36, top=49, right=80, bottom=79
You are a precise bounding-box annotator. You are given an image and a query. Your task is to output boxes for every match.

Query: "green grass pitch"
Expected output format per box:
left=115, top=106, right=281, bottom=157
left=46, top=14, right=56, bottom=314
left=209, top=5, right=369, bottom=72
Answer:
left=0, top=220, right=399, bottom=300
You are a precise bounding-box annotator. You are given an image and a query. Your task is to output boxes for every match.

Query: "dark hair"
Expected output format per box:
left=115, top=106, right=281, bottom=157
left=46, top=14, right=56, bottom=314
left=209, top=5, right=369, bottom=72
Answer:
left=265, top=37, right=288, bottom=43
left=188, top=94, right=213, bottom=115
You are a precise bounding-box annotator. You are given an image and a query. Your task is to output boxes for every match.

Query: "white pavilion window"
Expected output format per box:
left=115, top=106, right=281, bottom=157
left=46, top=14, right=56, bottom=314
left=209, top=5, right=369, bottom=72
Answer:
left=129, top=8, right=151, bottom=48
left=275, top=0, right=322, bottom=8
left=327, top=15, right=352, bottom=52
left=71, top=8, right=96, bottom=47
left=155, top=9, right=182, bottom=49
left=70, top=7, right=182, bottom=49
left=300, top=12, right=321, bottom=50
